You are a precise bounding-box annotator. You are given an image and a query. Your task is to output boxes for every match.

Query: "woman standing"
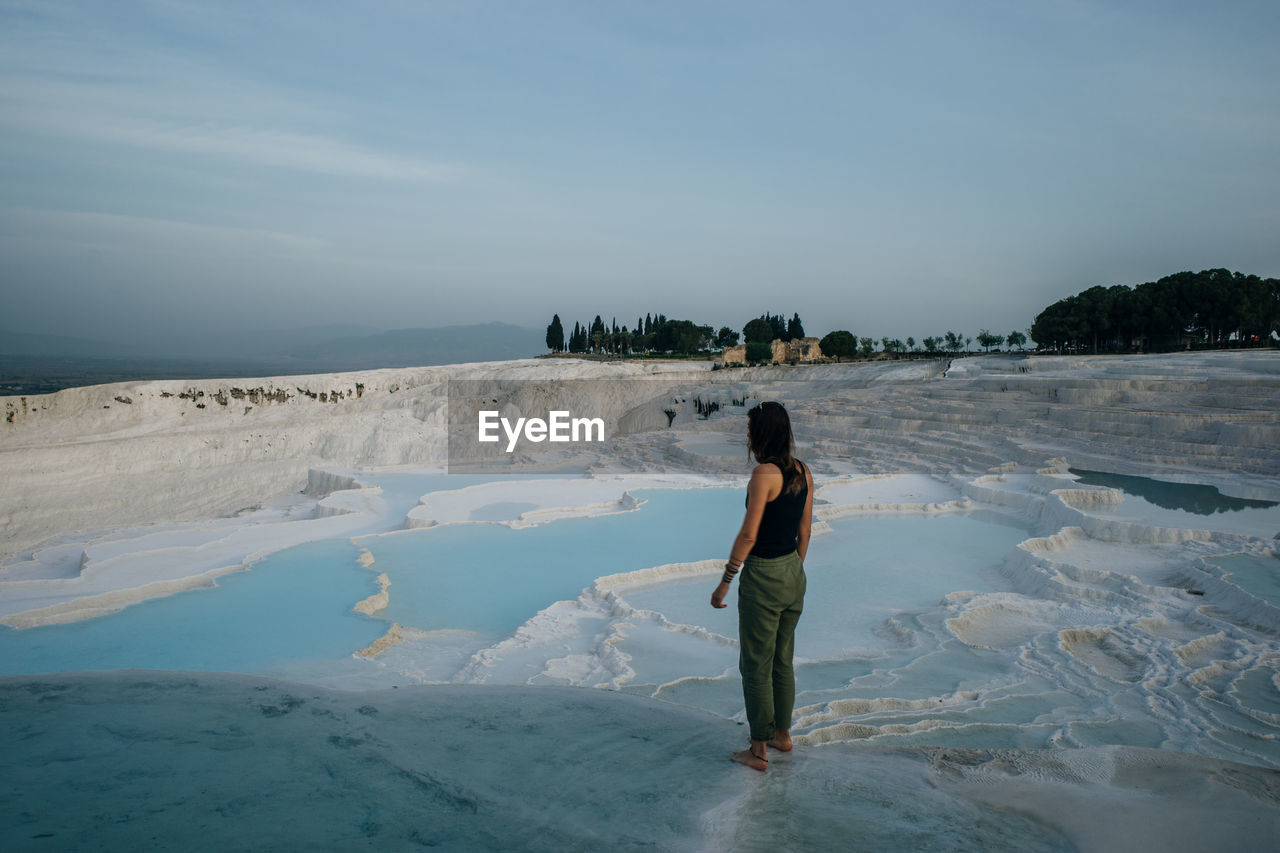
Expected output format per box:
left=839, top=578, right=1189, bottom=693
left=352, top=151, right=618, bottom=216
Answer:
left=711, top=401, right=813, bottom=771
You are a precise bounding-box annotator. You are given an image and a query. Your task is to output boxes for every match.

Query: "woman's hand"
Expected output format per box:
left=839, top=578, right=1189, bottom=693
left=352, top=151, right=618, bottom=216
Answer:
left=711, top=581, right=730, bottom=609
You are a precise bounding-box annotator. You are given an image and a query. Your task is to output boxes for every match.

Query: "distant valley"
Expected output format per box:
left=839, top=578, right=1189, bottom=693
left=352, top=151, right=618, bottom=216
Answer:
left=0, top=323, right=546, bottom=395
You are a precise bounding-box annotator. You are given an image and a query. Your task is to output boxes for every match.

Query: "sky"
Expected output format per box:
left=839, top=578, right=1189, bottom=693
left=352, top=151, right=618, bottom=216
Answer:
left=2, top=0, right=1278, bottom=350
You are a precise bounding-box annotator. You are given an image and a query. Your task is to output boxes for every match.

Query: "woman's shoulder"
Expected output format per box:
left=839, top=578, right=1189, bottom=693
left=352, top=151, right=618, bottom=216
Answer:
left=751, top=459, right=805, bottom=480
left=750, top=462, right=787, bottom=488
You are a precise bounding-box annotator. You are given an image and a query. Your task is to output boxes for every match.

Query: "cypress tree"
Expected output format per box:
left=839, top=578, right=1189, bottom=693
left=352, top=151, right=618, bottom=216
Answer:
left=546, top=314, right=565, bottom=352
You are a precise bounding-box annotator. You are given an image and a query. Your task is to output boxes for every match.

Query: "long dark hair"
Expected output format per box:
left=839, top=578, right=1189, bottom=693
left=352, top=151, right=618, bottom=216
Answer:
left=747, top=401, right=804, bottom=494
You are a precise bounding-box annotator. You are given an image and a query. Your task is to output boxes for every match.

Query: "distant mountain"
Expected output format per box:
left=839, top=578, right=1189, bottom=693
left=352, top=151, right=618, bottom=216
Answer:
left=278, top=323, right=546, bottom=369
left=0, top=324, right=384, bottom=361
left=0, top=330, right=142, bottom=359
left=141, top=324, right=387, bottom=360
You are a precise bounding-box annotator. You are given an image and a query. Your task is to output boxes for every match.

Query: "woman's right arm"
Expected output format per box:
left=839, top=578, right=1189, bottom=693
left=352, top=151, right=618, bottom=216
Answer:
left=711, top=465, right=774, bottom=609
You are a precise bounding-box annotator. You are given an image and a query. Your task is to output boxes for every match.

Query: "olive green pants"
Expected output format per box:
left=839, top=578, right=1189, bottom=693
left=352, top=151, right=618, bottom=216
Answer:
left=737, top=550, right=806, bottom=743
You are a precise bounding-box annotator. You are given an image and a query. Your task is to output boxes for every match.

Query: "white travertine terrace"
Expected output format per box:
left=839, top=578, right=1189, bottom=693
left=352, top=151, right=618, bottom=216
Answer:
left=2, top=351, right=1277, bottom=628
left=0, top=357, right=715, bottom=560
left=2, top=351, right=1280, bottom=848
left=404, top=474, right=718, bottom=529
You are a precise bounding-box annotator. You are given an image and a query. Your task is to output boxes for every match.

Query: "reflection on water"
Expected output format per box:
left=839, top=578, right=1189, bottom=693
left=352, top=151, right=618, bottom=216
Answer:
left=1070, top=468, right=1279, bottom=515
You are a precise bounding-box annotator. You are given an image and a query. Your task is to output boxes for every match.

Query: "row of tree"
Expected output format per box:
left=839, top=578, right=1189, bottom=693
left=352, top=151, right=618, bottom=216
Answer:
left=815, top=330, right=1026, bottom=361
left=547, top=313, right=724, bottom=356
left=547, top=310, right=1035, bottom=360
left=550, top=269, right=1280, bottom=362
left=546, top=312, right=810, bottom=355
left=1029, top=269, right=1279, bottom=353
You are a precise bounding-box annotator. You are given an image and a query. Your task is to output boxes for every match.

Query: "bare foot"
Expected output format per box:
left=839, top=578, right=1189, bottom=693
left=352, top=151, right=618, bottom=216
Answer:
left=731, top=748, right=767, bottom=771
left=767, top=733, right=793, bottom=752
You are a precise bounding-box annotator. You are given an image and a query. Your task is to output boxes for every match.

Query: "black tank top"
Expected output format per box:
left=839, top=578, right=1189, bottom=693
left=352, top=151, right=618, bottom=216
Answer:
left=748, top=460, right=807, bottom=558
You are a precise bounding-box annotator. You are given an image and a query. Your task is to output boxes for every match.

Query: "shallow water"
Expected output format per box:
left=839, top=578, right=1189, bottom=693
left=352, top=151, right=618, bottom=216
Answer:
left=1070, top=468, right=1280, bottom=537
left=1204, top=553, right=1280, bottom=606
left=626, top=513, right=1029, bottom=660
left=3, top=470, right=1278, bottom=774
left=1070, top=468, right=1280, bottom=514
left=369, top=487, right=745, bottom=638
left=0, top=539, right=386, bottom=675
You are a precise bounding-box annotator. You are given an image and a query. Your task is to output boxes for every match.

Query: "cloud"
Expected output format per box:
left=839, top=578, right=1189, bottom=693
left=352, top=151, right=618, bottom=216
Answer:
left=0, top=11, right=462, bottom=184
left=2, top=98, right=461, bottom=184
left=0, top=207, right=328, bottom=255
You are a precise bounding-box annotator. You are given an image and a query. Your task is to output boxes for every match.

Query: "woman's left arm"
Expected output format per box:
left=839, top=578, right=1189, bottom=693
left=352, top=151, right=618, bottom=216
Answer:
left=728, top=467, right=772, bottom=566
left=796, top=462, right=814, bottom=562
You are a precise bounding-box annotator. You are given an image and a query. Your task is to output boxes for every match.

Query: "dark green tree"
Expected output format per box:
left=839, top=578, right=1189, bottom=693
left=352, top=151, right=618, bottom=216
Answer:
left=976, top=329, right=1002, bottom=352
left=820, top=330, right=857, bottom=361
left=1030, top=269, right=1279, bottom=353
left=1238, top=274, right=1278, bottom=343
left=546, top=314, right=565, bottom=352
left=590, top=315, right=605, bottom=353
left=743, top=317, right=774, bottom=344
left=787, top=313, right=805, bottom=340
left=745, top=341, right=772, bottom=364
left=650, top=319, right=704, bottom=354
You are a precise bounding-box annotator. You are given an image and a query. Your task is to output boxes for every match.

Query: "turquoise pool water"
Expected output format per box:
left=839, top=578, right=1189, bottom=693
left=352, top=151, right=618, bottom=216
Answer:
left=0, top=486, right=743, bottom=675
left=372, top=487, right=745, bottom=637
left=0, top=539, right=386, bottom=675
left=625, top=513, right=1031, bottom=659
left=0, top=484, right=1027, bottom=678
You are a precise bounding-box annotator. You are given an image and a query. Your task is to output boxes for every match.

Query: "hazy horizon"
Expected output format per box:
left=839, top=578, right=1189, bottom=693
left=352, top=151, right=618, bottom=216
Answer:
left=3, top=1, right=1278, bottom=353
